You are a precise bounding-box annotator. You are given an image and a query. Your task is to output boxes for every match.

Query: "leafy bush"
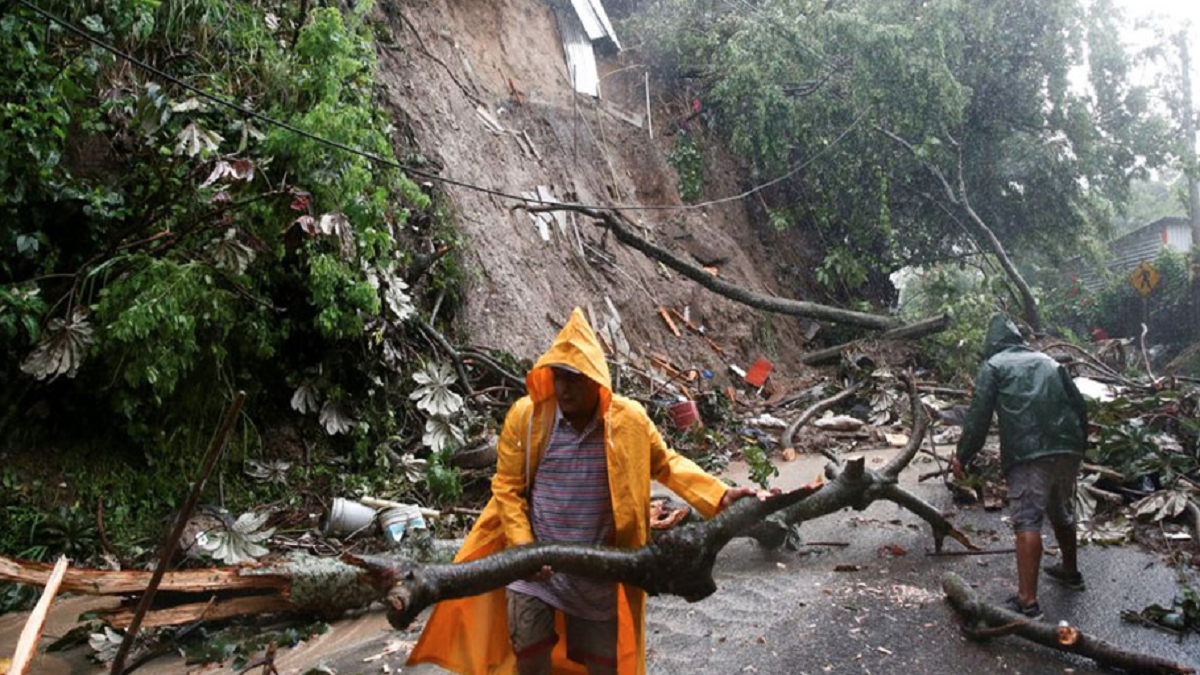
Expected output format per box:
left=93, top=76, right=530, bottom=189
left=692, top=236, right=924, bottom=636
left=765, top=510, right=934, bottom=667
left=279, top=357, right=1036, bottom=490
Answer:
left=667, top=134, right=704, bottom=202
left=0, top=0, right=469, bottom=560
left=898, top=264, right=1004, bottom=380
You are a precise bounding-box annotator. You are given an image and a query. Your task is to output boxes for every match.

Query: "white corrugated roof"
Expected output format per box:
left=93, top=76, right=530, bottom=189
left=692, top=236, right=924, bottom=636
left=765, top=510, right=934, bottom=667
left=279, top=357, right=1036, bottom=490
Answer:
left=557, top=8, right=599, bottom=97
left=568, top=0, right=621, bottom=51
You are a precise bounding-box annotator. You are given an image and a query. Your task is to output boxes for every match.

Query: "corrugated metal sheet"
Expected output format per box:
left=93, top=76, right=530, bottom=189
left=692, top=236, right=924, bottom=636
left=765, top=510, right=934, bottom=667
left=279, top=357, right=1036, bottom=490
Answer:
left=557, top=8, right=599, bottom=97
left=568, top=0, right=621, bottom=52
left=1063, top=217, right=1192, bottom=292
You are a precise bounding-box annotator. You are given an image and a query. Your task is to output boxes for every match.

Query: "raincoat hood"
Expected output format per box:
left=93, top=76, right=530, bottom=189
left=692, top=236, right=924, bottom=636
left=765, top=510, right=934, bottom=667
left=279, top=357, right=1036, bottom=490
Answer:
left=983, top=314, right=1026, bottom=358
left=527, top=307, right=613, bottom=408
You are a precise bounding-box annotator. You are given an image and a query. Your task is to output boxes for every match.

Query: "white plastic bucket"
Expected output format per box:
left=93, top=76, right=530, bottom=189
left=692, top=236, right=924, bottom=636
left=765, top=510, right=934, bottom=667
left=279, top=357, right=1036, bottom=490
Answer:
left=323, top=498, right=378, bottom=537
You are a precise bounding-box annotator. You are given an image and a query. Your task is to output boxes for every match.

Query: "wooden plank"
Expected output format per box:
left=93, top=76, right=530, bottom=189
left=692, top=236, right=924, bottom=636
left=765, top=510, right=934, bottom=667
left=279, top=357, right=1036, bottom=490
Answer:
left=8, top=556, right=69, bottom=675
left=658, top=306, right=681, bottom=337
left=0, top=555, right=290, bottom=596
left=100, top=595, right=298, bottom=629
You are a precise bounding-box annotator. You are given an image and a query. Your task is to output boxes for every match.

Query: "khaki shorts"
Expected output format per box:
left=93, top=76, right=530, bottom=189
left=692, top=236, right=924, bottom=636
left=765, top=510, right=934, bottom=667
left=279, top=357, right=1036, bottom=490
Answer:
left=507, top=589, right=617, bottom=668
left=1006, top=455, right=1082, bottom=533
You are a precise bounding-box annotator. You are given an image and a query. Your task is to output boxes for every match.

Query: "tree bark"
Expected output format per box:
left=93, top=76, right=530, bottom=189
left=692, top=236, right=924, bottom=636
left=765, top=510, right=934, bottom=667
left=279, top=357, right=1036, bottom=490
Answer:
left=524, top=204, right=902, bottom=331
left=877, top=127, right=1042, bottom=332
left=801, top=313, right=951, bottom=365
left=942, top=572, right=1196, bottom=675
left=374, top=377, right=978, bottom=629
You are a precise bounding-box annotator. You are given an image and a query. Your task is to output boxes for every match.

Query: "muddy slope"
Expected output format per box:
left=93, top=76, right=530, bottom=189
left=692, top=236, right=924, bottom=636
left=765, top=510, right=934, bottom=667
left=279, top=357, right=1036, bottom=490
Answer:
left=372, top=0, right=824, bottom=373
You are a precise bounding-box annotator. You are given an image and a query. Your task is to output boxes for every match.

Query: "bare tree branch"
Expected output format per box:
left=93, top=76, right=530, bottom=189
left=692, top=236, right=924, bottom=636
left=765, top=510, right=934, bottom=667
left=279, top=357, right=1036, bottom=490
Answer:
left=876, top=126, right=1042, bottom=331
left=522, top=204, right=903, bottom=331
left=943, top=573, right=1196, bottom=675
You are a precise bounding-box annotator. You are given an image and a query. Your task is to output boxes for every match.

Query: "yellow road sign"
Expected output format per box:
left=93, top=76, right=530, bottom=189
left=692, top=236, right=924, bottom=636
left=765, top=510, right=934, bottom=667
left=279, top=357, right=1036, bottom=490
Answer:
left=1129, top=261, right=1159, bottom=296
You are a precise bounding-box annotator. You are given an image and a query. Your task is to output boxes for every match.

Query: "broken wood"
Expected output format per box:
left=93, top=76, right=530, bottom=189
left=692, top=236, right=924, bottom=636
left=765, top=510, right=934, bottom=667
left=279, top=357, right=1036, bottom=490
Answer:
left=800, top=313, right=951, bottom=365
left=8, top=556, right=68, bottom=675
left=100, top=595, right=297, bottom=630
left=942, top=572, right=1195, bottom=675
left=0, top=557, right=290, bottom=596
left=780, top=383, right=862, bottom=450
left=523, top=204, right=905, bottom=331
left=658, top=306, right=681, bottom=337
left=111, top=391, right=246, bottom=675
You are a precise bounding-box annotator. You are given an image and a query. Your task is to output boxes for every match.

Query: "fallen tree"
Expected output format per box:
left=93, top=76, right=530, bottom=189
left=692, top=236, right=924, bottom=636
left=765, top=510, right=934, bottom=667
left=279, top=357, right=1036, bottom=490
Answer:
left=0, top=378, right=977, bottom=632
left=365, top=377, right=981, bottom=628
left=523, top=203, right=903, bottom=331
left=942, top=572, right=1196, bottom=675
left=800, top=313, right=951, bottom=365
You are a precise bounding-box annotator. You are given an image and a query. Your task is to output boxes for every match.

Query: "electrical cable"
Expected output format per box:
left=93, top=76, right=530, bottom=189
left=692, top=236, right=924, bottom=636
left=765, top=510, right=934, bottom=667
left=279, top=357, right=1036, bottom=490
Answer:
left=11, top=0, right=864, bottom=213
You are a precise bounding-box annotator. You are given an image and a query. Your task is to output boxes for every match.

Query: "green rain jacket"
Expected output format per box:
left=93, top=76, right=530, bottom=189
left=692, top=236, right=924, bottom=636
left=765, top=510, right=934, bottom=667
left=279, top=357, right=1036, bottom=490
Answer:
left=956, top=315, right=1088, bottom=473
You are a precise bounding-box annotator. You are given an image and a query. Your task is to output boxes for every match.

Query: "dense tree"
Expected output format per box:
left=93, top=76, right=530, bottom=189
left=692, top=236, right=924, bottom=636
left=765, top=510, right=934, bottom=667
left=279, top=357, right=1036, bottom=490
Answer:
left=629, top=0, right=1172, bottom=328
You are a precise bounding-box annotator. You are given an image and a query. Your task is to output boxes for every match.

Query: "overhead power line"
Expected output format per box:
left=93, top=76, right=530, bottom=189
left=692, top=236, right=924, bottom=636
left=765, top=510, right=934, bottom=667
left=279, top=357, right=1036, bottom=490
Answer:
left=11, top=0, right=864, bottom=214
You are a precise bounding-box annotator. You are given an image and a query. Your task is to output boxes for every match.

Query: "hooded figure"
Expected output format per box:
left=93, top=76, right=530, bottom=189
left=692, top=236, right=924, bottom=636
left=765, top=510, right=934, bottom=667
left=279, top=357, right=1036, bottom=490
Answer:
left=954, top=314, right=1088, bottom=620
left=957, top=314, right=1088, bottom=473
left=408, top=308, right=742, bottom=675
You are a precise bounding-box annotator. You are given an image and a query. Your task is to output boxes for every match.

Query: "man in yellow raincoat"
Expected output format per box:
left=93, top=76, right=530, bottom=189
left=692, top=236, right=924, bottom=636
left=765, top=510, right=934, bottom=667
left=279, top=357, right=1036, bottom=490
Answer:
left=408, top=308, right=758, bottom=675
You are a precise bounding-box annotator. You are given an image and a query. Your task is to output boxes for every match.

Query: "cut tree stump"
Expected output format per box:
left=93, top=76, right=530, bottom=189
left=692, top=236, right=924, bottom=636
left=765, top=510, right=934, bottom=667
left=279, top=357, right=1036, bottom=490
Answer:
left=942, top=572, right=1195, bottom=675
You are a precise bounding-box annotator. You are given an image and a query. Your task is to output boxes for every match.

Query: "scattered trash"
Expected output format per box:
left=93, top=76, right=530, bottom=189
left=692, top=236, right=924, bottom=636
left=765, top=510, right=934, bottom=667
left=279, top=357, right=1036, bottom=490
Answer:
left=877, top=543, right=907, bottom=558
left=747, top=413, right=787, bottom=429
left=1073, top=377, right=1119, bottom=402
left=883, top=433, right=908, bottom=447
left=781, top=447, right=797, bottom=462
left=834, top=564, right=865, bottom=572
left=668, top=400, right=701, bottom=430
left=380, top=505, right=428, bottom=547
left=813, top=415, right=864, bottom=432
left=323, top=498, right=378, bottom=538
left=744, top=359, right=773, bottom=388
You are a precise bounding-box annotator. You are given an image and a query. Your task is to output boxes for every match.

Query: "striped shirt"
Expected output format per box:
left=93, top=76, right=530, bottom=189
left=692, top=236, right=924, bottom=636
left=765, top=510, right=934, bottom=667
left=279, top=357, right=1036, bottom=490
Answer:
left=507, top=409, right=616, bottom=620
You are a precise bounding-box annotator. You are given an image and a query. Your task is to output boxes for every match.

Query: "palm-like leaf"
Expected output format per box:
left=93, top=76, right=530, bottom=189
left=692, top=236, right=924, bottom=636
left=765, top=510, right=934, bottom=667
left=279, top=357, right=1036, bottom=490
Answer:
left=410, top=362, right=463, bottom=416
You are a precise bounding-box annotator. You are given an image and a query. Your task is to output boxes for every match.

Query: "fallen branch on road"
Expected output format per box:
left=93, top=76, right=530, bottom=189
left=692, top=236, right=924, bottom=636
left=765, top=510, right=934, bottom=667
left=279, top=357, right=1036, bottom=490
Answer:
left=942, top=572, right=1195, bottom=675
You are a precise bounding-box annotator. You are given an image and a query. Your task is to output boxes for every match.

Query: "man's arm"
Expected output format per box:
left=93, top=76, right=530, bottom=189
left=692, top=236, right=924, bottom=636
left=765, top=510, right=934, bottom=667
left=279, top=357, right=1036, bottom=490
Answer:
left=647, top=420, right=728, bottom=519
left=956, top=361, right=998, bottom=469
left=490, top=401, right=534, bottom=545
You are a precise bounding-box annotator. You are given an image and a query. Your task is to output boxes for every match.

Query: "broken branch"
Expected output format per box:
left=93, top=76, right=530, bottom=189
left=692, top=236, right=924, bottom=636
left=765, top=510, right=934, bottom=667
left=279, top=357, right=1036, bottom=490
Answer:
left=524, top=204, right=901, bottom=330
left=8, top=556, right=68, bottom=675
left=800, top=314, right=951, bottom=366
left=779, top=383, right=862, bottom=450
left=943, top=572, right=1195, bottom=674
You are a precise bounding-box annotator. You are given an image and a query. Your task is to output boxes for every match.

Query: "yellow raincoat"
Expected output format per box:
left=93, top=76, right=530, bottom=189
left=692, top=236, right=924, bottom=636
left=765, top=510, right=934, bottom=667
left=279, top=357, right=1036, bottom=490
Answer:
left=408, top=308, right=729, bottom=675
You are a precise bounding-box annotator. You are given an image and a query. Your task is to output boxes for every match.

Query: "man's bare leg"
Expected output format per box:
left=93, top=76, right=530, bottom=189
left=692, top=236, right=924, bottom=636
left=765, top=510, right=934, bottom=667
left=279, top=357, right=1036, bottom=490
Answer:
left=1016, top=530, right=1042, bottom=606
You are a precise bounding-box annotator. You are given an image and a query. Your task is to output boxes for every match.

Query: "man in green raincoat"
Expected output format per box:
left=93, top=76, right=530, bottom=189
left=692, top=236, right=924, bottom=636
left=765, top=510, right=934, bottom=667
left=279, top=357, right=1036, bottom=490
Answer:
left=952, top=314, right=1089, bottom=619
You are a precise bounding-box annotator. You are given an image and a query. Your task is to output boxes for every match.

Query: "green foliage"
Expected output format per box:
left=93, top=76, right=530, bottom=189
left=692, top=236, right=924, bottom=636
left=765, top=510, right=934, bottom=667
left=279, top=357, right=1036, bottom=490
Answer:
left=815, top=246, right=869, bottom=294
left=743, top=444, right=778, bottom=489
left=898, top=264, right=1003, bottom=380
left=424, top=449, right=463, bottom=507
left=667, top=134, right=704, bottom=202
left=0, top=0, right=467, bottom=563
left=627, top=0, right=1170, bottom=283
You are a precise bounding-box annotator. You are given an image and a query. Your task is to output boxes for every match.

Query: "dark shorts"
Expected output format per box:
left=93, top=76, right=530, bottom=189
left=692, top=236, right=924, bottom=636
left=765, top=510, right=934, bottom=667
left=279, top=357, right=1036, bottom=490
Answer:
left=1006, top=455, right=1082, bottom=533
left=506, top=589, right=617, bottom=668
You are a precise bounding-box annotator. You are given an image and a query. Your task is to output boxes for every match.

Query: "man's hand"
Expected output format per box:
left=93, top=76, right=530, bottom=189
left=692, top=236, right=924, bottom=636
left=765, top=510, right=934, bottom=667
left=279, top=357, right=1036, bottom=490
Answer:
left=528, top=565, right=552, bottom=582
left=718, top=486, right=780, bottom=512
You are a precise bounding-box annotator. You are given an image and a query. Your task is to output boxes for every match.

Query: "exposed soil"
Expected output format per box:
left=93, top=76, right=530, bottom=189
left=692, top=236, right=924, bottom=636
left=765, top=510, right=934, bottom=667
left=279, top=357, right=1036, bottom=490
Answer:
left=371, top=0, right=825, bottom=380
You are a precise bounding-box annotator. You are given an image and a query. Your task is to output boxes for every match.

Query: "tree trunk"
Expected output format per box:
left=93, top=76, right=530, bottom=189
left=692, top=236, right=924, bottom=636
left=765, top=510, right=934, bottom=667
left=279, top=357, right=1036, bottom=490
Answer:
left=877, top=127, right=1042, bottom=332
left=800, top=313, right=950, bottom=365
left=526, top=204, right=903, bottom=331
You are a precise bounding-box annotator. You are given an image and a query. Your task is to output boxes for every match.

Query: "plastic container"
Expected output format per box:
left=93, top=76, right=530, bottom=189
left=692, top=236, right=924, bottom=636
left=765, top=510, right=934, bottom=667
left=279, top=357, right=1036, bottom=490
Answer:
left=380, top=505, right=428, bottom=547
left=323, top=498, right=378, bottom=537
left=668, top=400, right=701, bottom=430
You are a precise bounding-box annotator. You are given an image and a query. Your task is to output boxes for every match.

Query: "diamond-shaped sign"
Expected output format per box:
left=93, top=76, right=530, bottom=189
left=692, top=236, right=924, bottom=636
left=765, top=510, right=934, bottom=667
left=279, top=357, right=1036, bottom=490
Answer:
left=1129, top=261, right=1159, bottom=296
